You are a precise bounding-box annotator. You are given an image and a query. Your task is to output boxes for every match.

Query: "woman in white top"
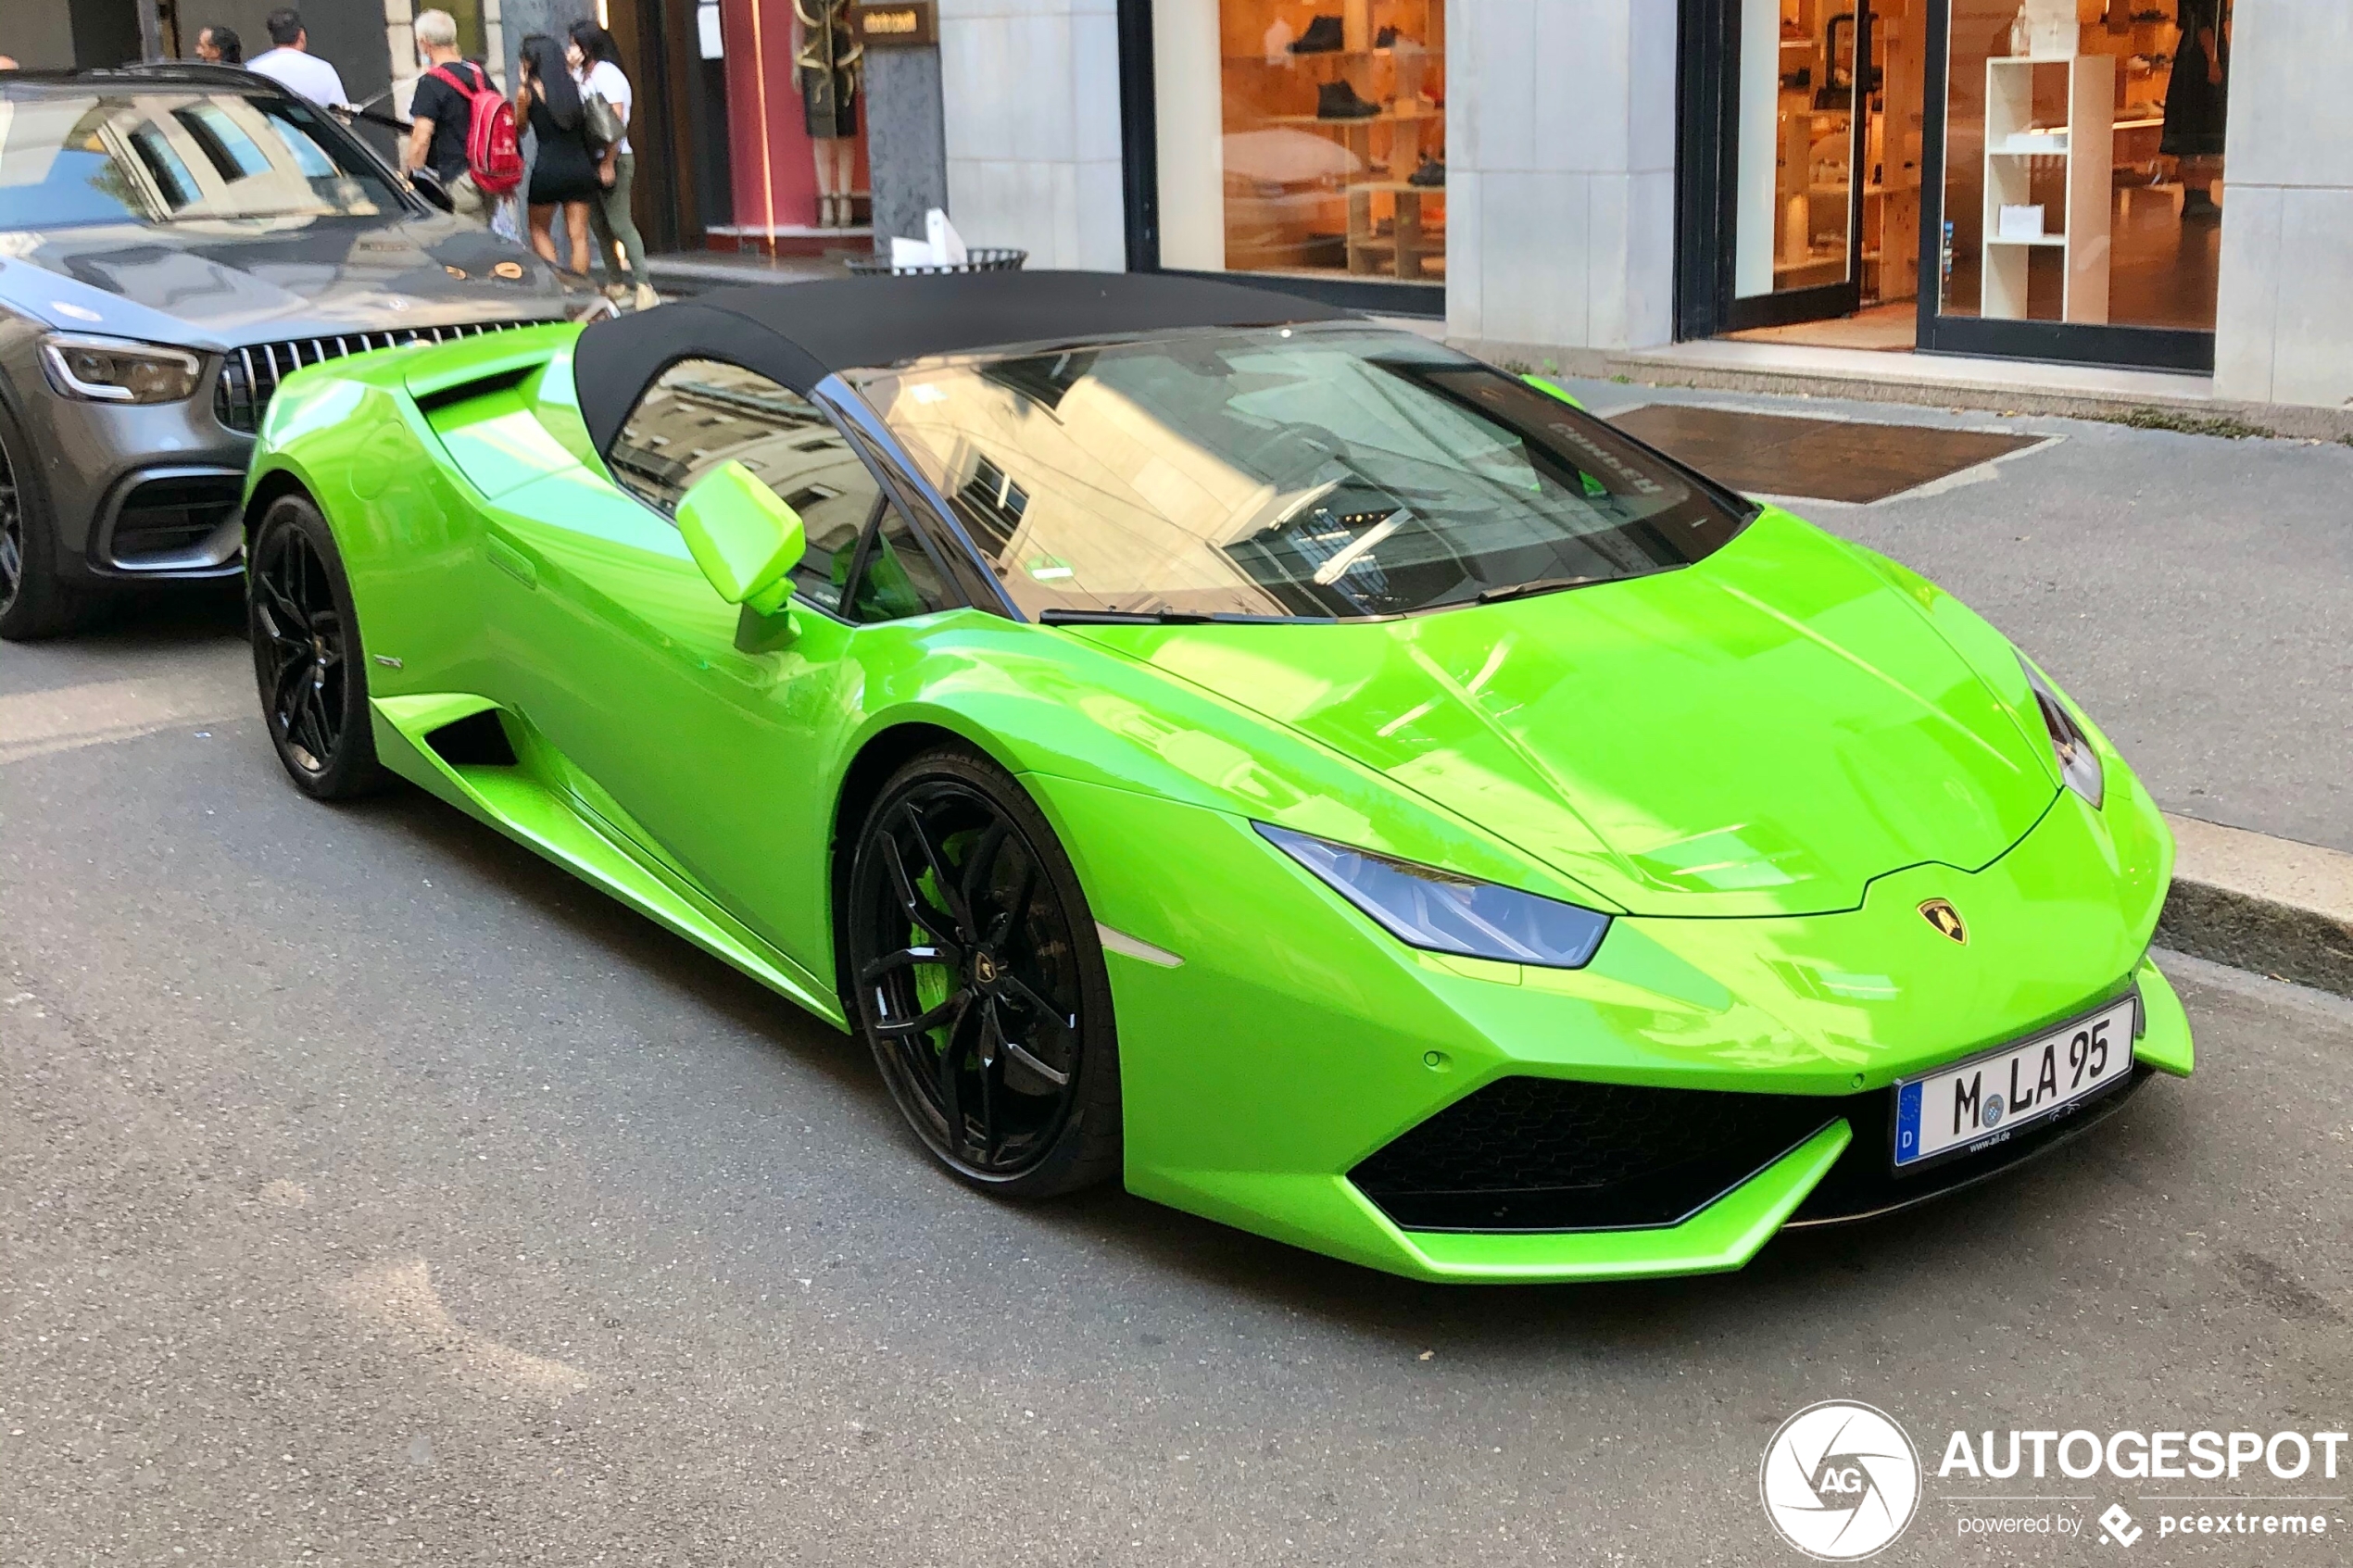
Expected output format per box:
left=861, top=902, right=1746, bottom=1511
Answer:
left=566, top=21, right=656, bottom=310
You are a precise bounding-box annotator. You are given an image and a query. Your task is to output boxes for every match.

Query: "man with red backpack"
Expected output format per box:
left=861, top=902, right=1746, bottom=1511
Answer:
left=404, top=8, right=523, bottom=220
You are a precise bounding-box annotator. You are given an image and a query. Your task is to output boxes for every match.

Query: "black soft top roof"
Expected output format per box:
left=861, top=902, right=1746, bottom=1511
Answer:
left=571, top=270, right=1357, bottom=456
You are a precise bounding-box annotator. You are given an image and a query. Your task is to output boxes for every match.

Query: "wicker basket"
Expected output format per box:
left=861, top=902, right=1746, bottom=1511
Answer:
left=845, top=247, right=1028, bottom=276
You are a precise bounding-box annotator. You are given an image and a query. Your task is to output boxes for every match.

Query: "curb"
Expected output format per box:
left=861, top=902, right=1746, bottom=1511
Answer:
left=1452, top=338, right=2353, bottom=444
left=2157, top=815, right=2353, bottom=997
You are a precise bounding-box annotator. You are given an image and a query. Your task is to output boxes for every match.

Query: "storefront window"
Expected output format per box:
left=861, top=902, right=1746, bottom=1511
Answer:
left=1936, top=0, right=2228, bottom=330
left=1153, top=0, right=1446, bottom=283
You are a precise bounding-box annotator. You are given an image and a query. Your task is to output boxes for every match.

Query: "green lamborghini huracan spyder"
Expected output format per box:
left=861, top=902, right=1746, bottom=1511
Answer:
left=241, top=271, right=2191, bottom=1283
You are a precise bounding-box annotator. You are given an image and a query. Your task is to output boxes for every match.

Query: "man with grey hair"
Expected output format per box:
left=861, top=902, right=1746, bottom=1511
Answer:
left=405, top=9, right=492, bottom=220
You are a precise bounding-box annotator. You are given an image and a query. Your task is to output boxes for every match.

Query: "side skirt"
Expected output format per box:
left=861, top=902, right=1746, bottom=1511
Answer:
left=371, top=693, right=849, bottom=1031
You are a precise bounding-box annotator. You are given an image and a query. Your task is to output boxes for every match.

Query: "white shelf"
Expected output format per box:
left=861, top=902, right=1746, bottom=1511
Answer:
left=1982, top=54, right=2113, bottom=324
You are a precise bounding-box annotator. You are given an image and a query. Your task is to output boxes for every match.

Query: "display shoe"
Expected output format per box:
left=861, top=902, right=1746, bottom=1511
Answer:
left=1290, top=14, right=1343, bottom=54
left=1374, top=25, right=1399, bottom=46
left=1406, top=155, right=1446, bottom=188
left=1316, top=79, right=1382, bottom=119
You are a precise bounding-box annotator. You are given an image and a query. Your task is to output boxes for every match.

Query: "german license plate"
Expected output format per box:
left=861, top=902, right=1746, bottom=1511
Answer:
left=1893, top=997, right=2136, bottom=1169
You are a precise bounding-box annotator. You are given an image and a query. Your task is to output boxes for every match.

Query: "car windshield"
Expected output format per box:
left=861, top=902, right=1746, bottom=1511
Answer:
left=849, top=325, right=1752, bottom=621
left=0, top=85, right=402, bottom=229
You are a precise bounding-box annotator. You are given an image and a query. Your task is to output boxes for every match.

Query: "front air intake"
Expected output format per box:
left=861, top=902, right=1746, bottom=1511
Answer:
left=1350, top=1076, right=1839, bottom=1233
left=1350, top=1062, right=2150, bottom=1234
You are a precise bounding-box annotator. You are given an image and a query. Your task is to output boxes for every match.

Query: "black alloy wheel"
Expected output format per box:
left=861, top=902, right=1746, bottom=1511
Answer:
left=248, top=493, right=386, bottom=799
left=0, top=435, right=21, bottom=619
left=848, top=747, right=1121, bottom=1197
left=0, top=413, right=86, bottom=641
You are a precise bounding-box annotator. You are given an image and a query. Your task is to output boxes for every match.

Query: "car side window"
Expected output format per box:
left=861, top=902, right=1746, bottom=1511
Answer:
left=608, top=358, right=880, bottom=614
left=846, top=506, right=952, bottom=623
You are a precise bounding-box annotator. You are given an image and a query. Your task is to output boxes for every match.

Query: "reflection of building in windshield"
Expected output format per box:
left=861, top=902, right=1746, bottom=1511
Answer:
left=866, top=333, right=1702, bottom=620
left=880, top=353, right=1314, bottom=619
left=0, top=91, right=393, bottom=228
left=93, top=94, right=383, bottom=219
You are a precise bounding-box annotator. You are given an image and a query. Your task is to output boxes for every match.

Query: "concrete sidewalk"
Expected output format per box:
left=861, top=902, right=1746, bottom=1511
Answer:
left=644, top=251, right=841, bottom=295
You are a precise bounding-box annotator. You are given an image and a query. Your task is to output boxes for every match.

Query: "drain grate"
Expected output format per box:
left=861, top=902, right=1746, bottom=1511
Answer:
left=1608, top=404, right=2042, bottom=505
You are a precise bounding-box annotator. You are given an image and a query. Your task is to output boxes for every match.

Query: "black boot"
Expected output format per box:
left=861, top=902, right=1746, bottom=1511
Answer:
left=1317, top=79, right=1381, bottom=119
left=1290, top=14, right=1343, bottom=53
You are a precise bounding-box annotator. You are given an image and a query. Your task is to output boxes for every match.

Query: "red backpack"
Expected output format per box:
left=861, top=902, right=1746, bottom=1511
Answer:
left=428, top=63, right=522, bottom=196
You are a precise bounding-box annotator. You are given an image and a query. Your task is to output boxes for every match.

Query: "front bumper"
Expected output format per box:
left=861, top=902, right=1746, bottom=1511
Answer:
left=2, top=343, right=248, bottom=585
left=1029, top=760, right=2186, bottom=1284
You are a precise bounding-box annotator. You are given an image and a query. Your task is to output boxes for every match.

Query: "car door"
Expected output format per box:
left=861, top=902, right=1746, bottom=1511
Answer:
left=475, top=355, right=963, bottom=972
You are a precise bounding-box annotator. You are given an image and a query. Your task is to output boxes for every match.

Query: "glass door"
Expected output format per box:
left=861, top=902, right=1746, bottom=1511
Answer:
left=1726, top=0, right=1874, bottom=329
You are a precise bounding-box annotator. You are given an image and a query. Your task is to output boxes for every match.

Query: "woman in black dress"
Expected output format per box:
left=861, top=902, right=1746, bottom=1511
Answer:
left=2162, top=0, right=2230, bottom=219
left=515, top=33, right=599, bottom=268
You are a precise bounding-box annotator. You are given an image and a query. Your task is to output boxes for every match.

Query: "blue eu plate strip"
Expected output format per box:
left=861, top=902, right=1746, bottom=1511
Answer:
left=1894, top=1080, right=1924, bottom=1166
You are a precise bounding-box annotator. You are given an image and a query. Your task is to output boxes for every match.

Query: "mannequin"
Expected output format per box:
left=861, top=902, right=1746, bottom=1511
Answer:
left=794, top=0, right=862, bottom=227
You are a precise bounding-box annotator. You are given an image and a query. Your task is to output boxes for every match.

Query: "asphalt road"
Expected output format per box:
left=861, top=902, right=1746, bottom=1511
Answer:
left=3, top=602, right=2349, bottom=1567
left=1566, top=382, right=2353, bottom=858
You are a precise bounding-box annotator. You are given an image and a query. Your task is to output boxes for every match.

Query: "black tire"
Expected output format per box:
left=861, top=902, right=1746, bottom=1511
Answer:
left=0, top=408, right=89, bottom=642
left=846, top=746, right=1122, bottom=1198
left=248, top=492, right=389, bottom=800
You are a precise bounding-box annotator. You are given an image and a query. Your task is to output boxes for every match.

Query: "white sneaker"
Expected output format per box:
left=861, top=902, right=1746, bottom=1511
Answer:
left=633, top=282, right=661, bottom=311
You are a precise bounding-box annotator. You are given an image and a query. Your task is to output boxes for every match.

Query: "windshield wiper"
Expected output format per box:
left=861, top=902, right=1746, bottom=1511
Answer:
left=1474, top=575, right=1609, bottom=605
left=1037, top=608, right=1291, bottom=626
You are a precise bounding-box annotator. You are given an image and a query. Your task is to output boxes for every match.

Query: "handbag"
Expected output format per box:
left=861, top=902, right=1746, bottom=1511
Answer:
left=581, top=86, right=623, bottom=152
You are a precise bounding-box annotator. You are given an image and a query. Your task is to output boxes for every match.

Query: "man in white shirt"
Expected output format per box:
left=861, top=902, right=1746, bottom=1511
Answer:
left=246, top=7, right=350, bottom=108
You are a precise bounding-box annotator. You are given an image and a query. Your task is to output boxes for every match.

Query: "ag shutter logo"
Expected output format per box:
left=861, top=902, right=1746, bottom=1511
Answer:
left=1761, top=1401, right=1922, bottom=1561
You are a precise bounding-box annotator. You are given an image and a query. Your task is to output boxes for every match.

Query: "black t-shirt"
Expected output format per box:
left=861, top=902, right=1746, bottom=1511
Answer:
left=409, top=60, right=491, bottom=182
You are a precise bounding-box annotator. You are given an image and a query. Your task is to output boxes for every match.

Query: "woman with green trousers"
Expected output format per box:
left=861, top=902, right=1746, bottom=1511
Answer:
left=567, top=20, right=657, bottom=310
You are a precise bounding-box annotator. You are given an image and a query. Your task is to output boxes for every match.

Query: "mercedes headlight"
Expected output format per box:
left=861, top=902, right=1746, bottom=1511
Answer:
left=1256, top=823, right=1611, bottom=969
left=40, top=334, right=204, bottom=405
left=2018, top=655, right=2104, bottom=809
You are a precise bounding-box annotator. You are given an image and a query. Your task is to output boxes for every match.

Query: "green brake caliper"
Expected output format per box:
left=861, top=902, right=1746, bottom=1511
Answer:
left=910, top=854, right=961, bottom=1055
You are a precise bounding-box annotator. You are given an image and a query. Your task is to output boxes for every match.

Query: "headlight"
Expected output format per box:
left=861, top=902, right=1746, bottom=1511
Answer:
left=40, top=334, right=204, bottom=404
left=1255, top=823, right=1611, bottom=969
left=2018, top=655, right=2103, bottom=809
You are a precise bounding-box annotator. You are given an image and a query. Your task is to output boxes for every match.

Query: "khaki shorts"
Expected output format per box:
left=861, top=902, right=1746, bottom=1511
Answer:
left=447, top=171, right=487, bottom=220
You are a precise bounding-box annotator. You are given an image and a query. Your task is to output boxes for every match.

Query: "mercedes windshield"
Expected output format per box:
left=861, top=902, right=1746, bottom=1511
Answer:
left=0, top=81, right=407, bottom=230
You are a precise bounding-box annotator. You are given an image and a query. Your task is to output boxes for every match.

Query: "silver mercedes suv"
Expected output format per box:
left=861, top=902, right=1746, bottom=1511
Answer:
left=0, top=64, right=588, bottom=639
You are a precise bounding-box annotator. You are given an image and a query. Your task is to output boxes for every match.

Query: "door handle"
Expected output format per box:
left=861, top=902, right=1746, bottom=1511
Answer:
left=486, top=533, right=538, bottom=589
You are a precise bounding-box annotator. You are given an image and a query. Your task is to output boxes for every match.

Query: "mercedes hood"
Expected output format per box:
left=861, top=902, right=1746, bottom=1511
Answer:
left=0, top=212, right=575, bottom=350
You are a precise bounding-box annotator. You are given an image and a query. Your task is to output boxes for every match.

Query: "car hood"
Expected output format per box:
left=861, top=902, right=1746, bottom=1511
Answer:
left=0, top=213, right=574, bottom=349
left=1071, top=512, right=2060, bottom=918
